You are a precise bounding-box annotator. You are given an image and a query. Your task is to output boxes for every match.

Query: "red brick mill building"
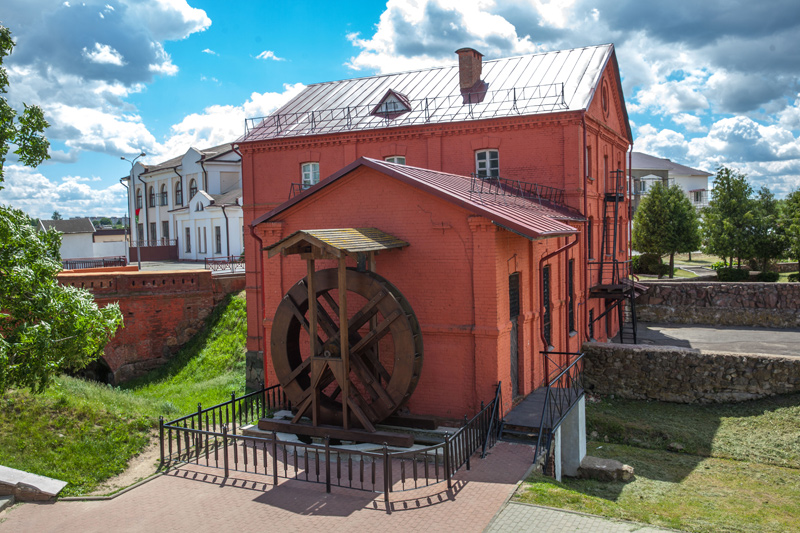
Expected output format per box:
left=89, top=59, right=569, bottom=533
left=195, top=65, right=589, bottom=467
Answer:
left=237, top=44, right=634, bottom=464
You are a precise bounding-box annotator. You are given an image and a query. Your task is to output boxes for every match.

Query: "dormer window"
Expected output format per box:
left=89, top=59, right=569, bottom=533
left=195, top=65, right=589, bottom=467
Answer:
left=371, top=90, right=411, bottom=119
left=385, top=156, right=406, bottom=165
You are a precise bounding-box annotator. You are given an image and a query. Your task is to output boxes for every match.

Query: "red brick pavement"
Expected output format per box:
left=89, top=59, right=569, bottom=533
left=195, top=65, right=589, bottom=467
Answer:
left=0, top=442, right=533, bottom=533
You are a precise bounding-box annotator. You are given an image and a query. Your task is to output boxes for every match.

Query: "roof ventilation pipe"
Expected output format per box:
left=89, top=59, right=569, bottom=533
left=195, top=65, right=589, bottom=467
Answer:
left=456, top=48, right=483, bottom=90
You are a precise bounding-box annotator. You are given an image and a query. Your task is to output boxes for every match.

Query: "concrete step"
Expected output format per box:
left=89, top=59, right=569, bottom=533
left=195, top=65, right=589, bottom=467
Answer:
left=0, top=465, right=67, bottom=501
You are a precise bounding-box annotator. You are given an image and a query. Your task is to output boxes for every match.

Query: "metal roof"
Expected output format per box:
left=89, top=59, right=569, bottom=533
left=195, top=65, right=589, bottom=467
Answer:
left=39, top=218, right=95, bottom=234
left=253, top=158, right=580, bottom=240
left=141, top=143, right=235, bottom=175
left=241, top=44, right=615, bottom=142
left=267, top=228, right=409, bottom=258
left=631, top=152, right=711, bottom=177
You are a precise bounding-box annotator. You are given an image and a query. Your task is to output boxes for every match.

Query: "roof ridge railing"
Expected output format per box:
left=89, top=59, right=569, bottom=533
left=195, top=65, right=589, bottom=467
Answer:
left=243, top=82, right=567, bottom=140
left=469, top=175, right=565, bottom=208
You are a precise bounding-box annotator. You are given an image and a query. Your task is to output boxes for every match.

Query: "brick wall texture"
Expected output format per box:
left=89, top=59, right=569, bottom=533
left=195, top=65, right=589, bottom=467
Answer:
left=58, top=270, right=245, bottom=382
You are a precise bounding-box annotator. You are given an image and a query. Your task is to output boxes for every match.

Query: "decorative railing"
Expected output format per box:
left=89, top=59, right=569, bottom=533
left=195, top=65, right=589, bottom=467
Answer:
left=469, top=175, right=566, bottom=207
left=533, top=352, right=584, bottom=471
left=244, top=83, right=568, bottom=140
left=62, top=256, right=127, bottom=270
left=205, top=255, right=245, bottom=272
left=134, top=238, right=178, bottom=248
left=481, top=382, right=504, bottom=458
left=159, top=383, right=502, bottom=502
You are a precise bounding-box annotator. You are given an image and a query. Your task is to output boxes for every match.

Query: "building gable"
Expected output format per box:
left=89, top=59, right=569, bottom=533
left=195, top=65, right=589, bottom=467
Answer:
left=585, top=48, right=632, bottom=144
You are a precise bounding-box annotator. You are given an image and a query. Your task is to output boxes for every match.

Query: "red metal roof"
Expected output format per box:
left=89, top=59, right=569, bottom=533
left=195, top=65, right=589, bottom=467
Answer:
left=252, top=158, right=580, bottom=240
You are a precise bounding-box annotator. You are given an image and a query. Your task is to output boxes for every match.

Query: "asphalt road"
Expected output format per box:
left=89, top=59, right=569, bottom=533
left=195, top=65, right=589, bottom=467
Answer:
left=629, top=323, right=800, bottom=357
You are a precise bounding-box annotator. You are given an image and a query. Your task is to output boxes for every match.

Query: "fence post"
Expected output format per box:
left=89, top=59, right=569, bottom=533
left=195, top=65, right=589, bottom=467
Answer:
left=231, top=391, right=237, bottom=435
left=325, top=435, right=331, bottom=493
left=222, top=424, right=230, bottom=478
left=383, top=443, right=390, bottom=503
left=261, top=380, right=266, bottom=418
left=444, top=433, right=451, bottom=490
left=464, top=415, right=471, bottom=471
left=159, top=416, right=165, bottom=466
left=272, top=431, right=278, bottom=486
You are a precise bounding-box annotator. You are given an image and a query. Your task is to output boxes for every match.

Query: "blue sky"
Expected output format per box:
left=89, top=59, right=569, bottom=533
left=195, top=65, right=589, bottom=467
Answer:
left=1, top=0, right=799, bottom=219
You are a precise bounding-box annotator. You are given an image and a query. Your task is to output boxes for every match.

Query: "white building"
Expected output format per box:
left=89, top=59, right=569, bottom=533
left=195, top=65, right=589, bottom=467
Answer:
left=631, top=152, right=712, bottom=213
left=123, top=144, right=243, bottom=262
left=39, top=218, right=96, bottom=259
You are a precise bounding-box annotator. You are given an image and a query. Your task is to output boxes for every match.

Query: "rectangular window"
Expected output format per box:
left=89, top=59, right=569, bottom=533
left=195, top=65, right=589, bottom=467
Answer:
left=475, top=149, right=499, bottom=178
left=203, top=227, right=207, bottom=254
left=588, top=218, right=594, bottom=260
left=568, top=259, right=575, bottom=334
left=301, top=162, right=320, bottom=189
left=385, top=156, right=406, bottom=165
left=543, top=265, right=551, bottom=347
left=137, top=223, right=144, bottom=242
left=215, top=226, right=222, bottom=254
left=185, top=227, right=191, bottom=252
left=587, top=145, right=592, bottom=178
left=149, top=222, right=156, bottom=243
left=589, top=309, right=595, bottom=339
left=162, top=221, right=169, bottom=243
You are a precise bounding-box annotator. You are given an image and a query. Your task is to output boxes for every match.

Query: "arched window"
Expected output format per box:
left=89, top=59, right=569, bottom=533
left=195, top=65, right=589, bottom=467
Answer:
left=175, top=181, right=183, bottom=205
left=301, top=162, right=319, bottom=189
left=475, top=149, right=499, bottom=178
left=159, top=184, right=168, bottom=206
left=189, top=179, right=197, bottom=199
left=148, top=186, right=155, bottom=207
left=135, top=188, right=142, bottom=209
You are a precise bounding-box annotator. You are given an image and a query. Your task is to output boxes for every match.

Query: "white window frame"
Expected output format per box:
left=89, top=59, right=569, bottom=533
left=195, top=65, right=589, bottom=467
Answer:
left=385, top=156, right=406, bottom=165
left=185, top=227, right=191, bottom=252
left=475, top=149, right=499, bottom=178
left=301, top=162, right=320, bottom=189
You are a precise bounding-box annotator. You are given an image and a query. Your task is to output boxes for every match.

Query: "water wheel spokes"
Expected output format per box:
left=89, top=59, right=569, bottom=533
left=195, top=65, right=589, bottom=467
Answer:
left=271, top=268, right=423, bottom=430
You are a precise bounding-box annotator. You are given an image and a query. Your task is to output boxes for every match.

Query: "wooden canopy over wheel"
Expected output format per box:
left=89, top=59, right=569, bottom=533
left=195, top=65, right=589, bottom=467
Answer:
left=266, top=229, right=422, bottom=432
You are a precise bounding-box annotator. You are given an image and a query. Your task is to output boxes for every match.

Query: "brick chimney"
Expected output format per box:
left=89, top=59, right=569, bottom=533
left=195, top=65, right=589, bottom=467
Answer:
left=456, top=48, right=483, bottom=90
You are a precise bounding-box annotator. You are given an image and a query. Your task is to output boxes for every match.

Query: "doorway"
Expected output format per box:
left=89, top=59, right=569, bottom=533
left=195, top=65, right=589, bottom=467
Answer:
left=509, top=272, right=520, bottom=398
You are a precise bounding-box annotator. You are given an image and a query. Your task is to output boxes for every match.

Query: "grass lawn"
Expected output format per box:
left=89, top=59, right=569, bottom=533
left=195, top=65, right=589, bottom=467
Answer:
left=671, top=252, right=720, bottom=266
left=515, top=394, right=800, bottom=532
left=0, top=291, right=247, bottom=496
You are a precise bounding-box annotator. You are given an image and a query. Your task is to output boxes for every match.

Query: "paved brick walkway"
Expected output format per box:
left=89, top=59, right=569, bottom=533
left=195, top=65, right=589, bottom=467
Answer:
left=0, top=442, right=533, bottom=533
left=487, top=502, right=674, bottom=532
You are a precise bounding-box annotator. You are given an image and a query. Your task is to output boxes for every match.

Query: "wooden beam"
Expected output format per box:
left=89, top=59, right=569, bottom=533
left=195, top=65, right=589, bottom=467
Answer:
left=257, top=418, right=413, bottom=447
left=338, top=255, right=349, bottom=430
left=307, top=258, right=319, bottom=426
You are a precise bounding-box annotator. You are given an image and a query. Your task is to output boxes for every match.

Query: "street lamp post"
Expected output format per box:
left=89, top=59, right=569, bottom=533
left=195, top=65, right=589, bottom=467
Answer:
left=121, top=152, right=146, bottom=269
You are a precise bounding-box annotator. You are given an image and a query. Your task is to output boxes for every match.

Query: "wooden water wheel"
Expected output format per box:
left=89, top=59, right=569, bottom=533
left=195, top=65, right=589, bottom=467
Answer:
left=265, top=228, right=422, bottom=433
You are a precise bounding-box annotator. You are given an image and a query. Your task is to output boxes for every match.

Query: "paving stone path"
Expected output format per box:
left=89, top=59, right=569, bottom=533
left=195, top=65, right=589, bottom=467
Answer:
left=0, top=442, right=677, bottom=532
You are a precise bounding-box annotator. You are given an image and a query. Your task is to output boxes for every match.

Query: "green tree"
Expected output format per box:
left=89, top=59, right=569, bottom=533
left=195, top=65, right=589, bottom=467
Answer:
left=781, top=189, right=800, bottom=272
left=747, top=186, right=785, bottom=272
left=632, top=182, right=701, bottom=278
left=0, top=24, right=123, bottom=394
left=51, top=210, right=62, bottom=220
left=99, top=217, right=112, bottom=226
left=702, top=167, right=753, bottom=267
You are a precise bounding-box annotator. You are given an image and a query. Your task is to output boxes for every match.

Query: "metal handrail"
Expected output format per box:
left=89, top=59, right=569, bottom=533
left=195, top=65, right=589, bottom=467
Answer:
left=481, top=381, right=503, bottom=458
left=532, top=352, right=584, bottom=469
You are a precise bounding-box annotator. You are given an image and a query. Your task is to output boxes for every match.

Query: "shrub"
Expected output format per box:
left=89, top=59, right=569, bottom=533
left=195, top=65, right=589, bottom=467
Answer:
left=755, top=271, right=780, bottom=282
left=653, top=263, right=672, bottom=278
left=634, top=253, right=663, bottom=275
left=716, top=267, right=750, bottom=282
left=710, top=261, right=726, bottom=271
left=789, top=273, right=799, bottom=282
left=631, top=254, right=640, bottom=273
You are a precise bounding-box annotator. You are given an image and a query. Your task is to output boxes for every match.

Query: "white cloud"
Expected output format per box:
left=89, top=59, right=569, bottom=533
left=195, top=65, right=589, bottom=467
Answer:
left=0, top=165, right=129, bottom=219
left=255, top=50, right=285, bottom=61
left=672, top=113, right=707, bottom=133
left=202, top=48, right=217, bottom=55
left=82, top=43, right=126, bottom=66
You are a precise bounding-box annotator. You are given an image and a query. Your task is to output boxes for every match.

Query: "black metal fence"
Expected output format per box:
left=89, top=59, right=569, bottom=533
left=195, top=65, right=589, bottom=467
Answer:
left=159, top=383, right=502, bottom=501
left=533, top=352, right=584, bottom=471
left=63, top=256, right=127, bottom=270
left=204, top=255, right=245, bottom=272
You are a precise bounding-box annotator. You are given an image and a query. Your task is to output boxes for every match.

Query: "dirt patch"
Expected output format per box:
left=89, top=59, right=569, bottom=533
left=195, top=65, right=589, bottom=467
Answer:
left=87, top=432, right=161, bottom=496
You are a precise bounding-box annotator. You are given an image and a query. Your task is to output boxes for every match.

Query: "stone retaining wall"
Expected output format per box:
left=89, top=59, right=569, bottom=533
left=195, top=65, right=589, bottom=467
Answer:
left=636, top=281, right=800, bottom=327
left=583, top=342, right=800, bottom=403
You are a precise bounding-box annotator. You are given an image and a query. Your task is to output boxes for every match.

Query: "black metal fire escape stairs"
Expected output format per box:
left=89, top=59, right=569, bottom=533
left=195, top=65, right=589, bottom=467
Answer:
left=588, top=169, right=648, bottom=344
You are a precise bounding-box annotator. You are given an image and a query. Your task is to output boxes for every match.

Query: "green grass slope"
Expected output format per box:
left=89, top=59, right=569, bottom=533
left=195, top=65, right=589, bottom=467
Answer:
left=0, top=291, right=247, bottom=496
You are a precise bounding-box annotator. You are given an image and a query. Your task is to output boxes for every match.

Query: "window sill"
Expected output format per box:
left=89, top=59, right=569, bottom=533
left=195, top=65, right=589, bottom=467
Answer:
left=569, top=330, right=578, bottom=338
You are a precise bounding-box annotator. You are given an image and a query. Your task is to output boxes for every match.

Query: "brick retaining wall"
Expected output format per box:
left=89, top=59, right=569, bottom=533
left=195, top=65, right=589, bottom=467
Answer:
left=583, top=342, right=800, bottom=403
left=636, top=281, right=800, bottom=327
